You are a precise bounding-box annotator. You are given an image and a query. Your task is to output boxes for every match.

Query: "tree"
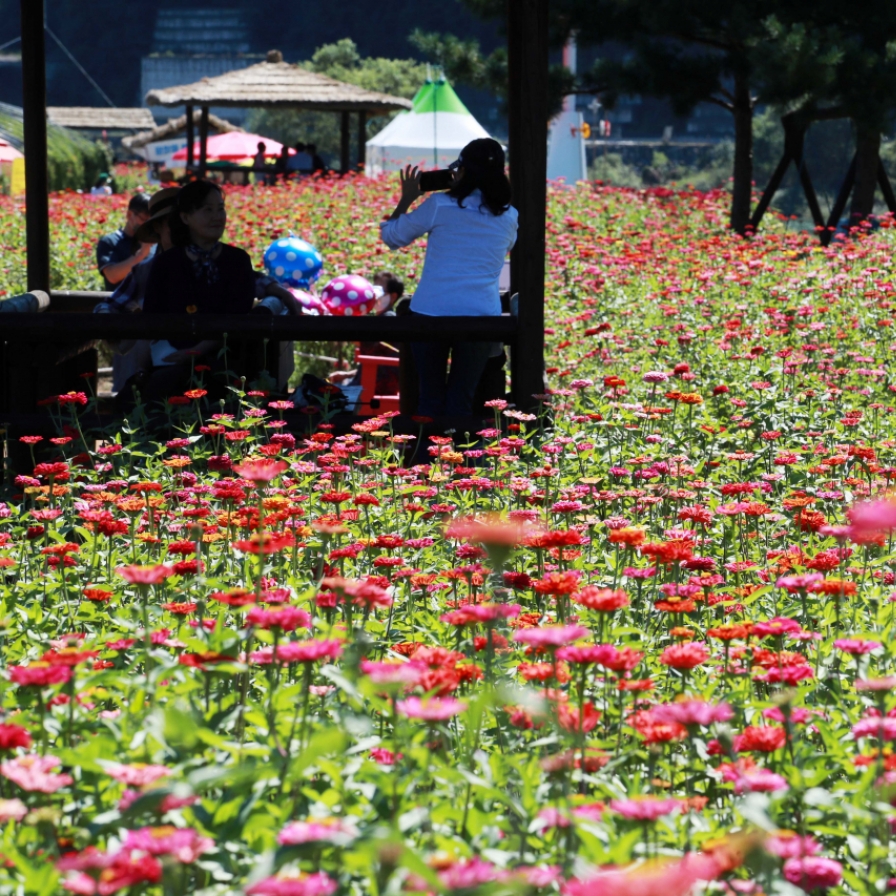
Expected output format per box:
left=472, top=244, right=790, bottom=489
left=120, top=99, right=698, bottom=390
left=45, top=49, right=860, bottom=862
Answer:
left=754, top=3, right=896, bottom=222
left=413, top=1, right=896, bottom=231
left=564, top=1, right=797, bottom=235
left=413, top=1, right=777, bottom=233
left=247, top=40, right=428, bottom=165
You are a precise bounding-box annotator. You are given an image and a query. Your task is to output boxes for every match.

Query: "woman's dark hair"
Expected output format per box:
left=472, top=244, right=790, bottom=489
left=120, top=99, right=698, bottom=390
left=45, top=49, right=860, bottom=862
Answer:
left=170, top=180, right=223, bottom=247
left=447, top=138, right=512, bottom=216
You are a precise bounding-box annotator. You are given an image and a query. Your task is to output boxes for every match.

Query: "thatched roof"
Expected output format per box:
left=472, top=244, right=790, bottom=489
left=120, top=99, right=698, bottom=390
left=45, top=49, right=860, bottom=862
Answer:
left=122, top=110, right=244, bottom=151
left=47, top=107, right=156, bottom=130
left=144, top=58, right=413, bottom=114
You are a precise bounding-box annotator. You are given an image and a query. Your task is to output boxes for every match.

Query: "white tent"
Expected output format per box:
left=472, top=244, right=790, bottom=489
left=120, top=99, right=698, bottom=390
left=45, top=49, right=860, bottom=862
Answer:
left=365, top=79, right=491, bottom=176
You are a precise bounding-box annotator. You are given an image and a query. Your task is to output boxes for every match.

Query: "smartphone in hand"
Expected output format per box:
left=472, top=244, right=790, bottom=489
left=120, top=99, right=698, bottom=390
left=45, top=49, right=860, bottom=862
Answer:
left=419, top=169, right=453, bottom=192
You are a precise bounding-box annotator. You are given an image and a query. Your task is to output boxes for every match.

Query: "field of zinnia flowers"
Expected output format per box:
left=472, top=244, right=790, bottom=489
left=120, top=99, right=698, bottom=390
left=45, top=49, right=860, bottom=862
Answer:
left=2, top=176, right=896, bottom=895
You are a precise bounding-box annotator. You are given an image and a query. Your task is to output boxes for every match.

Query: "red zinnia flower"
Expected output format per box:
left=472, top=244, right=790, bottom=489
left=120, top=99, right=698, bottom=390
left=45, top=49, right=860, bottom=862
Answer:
left=659, top=642, right=709, bottom=670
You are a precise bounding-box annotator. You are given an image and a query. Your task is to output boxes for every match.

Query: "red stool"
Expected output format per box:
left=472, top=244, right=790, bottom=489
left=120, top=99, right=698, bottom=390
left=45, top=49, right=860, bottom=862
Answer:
left=356, top=353, right=401, bottom=414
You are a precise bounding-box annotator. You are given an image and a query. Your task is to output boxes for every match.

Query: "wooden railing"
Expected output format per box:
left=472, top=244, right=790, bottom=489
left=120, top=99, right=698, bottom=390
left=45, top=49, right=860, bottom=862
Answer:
left=1, top=310, right=518, bottom=343
left=1, top=293, right=519, bottom=455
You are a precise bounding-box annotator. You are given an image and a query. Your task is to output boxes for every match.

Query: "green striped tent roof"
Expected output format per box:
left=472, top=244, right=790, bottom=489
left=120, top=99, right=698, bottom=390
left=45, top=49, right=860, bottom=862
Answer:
left=410, top=80, right=472, bottom=116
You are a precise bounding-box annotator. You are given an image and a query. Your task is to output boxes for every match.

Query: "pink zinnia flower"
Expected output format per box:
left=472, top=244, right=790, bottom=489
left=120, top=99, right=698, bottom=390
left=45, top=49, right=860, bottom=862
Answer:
left=512, top=866, right=562, bottom=888
left=513, top=625, right=588, bottom=648
left=536, top=806, right=571, bottom=829
left=562, top=853, right=721, bottom=896
left=440, top=603, right=521, bottom=626
left=246, top=871, right=337, bottom=896
left=58, top=850, right=162, bottom=894
left=650, top=700, right=733, bottom=728
left=847, top=498, right=896, bottom=538
left=103, top=762, right=171, bottom=787
left=659, top=642, right=709, bottom=670
left=275, top=639, right=343, bottom=664
left=752, top=617, right=802, bottom=638
left=766, top=832, right=820, bottom=859
left=0, top=798, right=26, bottom=822
left=557, top=644, right=620, bottom=666
left=395, top=696, right=467, bottom=721
left=852, top=717, right=896, bottom=740
left=731, top=768, right=789, bottom=794
left=856, top=677, right=896, bottom=692
left=122, top=826, right=213, bottom=863
left=608, top=796, right=685, bottom=821
left=834, top=638, right=881, bottom=655
left=445, top=515, right=531, bottom=546
left=782, top=856, right=843, bottom=891
left=233, top=459, right=289, bottom=484
left=1, top=754, right=73, bottom=793
left=116, top=564, right=174, bottom=585
left=776, top=573, right=823, bottom=593
left=245, top=606, right=311, bottom=632
left=437, top=858, right=506, bottom=890
left=359, top=659, right=426, bottom=686
left=278, top=817, right=358, bottom=846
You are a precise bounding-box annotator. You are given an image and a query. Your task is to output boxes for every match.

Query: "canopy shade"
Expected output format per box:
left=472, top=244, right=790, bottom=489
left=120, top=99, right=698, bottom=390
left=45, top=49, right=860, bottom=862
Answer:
left=365, top=79, right=491, bottom=176
left=171, top=131, right=286, bottom=163
left=145, top=58, right=413, bottom=115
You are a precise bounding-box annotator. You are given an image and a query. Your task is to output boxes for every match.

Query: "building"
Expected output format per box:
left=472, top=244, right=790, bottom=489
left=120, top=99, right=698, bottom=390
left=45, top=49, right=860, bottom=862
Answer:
left=140, top=8, right=262, bottom=124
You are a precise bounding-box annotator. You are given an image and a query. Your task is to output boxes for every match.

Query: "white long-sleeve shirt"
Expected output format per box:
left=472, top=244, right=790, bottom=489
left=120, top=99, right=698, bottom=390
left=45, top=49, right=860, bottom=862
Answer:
left=379, top=189, right=518, bottom=316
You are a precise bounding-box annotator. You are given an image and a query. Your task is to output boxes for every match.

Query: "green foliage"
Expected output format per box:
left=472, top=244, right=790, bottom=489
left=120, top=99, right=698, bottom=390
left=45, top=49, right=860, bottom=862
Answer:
left=247, top=39, right=428, bottom=165
left=588, top=152, right=642, bottom=188
left=0, top=110, right=111, bottom=192
left=756, top=3, right=896, bottom=131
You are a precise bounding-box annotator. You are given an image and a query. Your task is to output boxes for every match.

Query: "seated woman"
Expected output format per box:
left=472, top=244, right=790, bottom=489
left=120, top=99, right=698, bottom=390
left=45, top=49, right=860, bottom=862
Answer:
left=141, top=180, right=256, bottom=402
left=379, top=138, right=517, bottom=417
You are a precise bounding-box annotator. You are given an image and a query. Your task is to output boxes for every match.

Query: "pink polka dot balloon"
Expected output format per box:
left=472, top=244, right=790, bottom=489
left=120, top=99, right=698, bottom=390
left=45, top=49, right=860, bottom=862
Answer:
left=288, top=288, right=328, bottom=316
left=320, top=274, right=377, bottom=317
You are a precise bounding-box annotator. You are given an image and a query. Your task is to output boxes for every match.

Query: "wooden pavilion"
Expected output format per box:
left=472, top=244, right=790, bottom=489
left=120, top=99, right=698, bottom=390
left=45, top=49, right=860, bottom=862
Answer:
left=122, top=111, right=244, bottom=166
left=46, top=106, right=156, bottom=133
left=3, top=1, right=548, bottom=471
left=144, top=50, right=413, bottom=176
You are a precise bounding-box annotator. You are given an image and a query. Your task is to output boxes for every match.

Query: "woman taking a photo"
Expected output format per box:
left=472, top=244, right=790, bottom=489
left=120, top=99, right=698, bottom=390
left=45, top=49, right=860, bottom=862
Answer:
left=380, top=138, right=518, bottom=417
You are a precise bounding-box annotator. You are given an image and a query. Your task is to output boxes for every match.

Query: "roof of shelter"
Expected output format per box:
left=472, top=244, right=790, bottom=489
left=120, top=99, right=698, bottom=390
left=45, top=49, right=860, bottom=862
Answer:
left=144, top=54, right=413, bottom=114
left=122, top=110, right=244, bottom=151
left=46, top=107, right=157, bottom=130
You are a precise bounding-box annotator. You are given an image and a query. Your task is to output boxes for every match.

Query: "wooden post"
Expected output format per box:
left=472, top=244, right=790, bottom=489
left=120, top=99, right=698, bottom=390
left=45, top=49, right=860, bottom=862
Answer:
left=340, top=111, right=350, bottom=174
left=749, top=152, right=790, bottom=232
left=789, top=126, right=825, bottom=236
left=20, top=0, right=50, bottom=292
left=198, top=105, right=209, bottom=178
left=508, top=0, right=548, bottom=412
left=878, top=158, right=896, bottom=214
left=185, top=104, right=194, bottom=170
left=357, top=111, right=367, bottom=171
left=823, top=153, right=857, bottom=244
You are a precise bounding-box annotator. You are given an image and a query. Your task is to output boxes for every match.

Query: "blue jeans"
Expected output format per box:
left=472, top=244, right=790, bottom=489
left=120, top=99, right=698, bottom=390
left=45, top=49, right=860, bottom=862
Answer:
left=410, top=338, right=491, bottom=416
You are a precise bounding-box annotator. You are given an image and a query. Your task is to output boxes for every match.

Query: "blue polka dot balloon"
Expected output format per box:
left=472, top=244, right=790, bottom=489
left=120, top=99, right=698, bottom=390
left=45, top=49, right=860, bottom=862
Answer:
left=263, top=237, right=323, bottom=289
